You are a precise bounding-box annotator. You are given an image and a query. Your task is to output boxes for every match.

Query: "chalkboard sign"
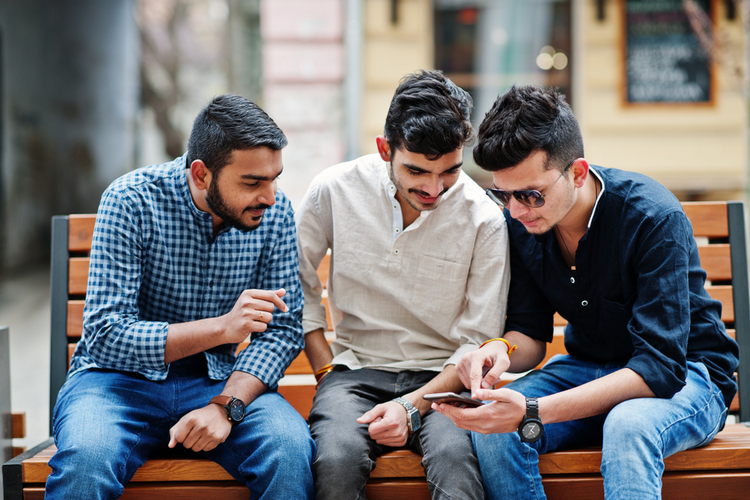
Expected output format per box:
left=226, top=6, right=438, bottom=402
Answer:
left=624, top=0, right=713, bottom=104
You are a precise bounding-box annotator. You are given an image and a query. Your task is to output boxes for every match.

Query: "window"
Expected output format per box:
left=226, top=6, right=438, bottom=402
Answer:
left=435, top=0, right=573, bottom=122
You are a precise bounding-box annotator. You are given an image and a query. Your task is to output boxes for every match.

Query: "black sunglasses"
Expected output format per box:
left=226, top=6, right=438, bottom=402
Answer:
left=485, top=159, right=576, bottom=208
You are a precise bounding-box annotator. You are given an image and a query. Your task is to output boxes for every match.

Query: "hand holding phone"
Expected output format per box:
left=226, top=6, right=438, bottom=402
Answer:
left=423, top=392, right=485, bottom=408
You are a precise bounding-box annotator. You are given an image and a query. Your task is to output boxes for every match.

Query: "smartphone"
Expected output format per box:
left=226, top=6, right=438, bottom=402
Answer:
left=422, top=392, right=485, bottom=408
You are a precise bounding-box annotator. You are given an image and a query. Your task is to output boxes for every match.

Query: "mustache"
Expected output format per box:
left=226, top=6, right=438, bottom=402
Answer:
left=244, top=203, right=272, bottom=213
left=409, top=187, right=449, bottom=199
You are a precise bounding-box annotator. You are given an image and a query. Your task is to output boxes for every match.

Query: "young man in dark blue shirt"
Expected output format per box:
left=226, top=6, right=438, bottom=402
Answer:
left=434, top=85, right=740, bottom=499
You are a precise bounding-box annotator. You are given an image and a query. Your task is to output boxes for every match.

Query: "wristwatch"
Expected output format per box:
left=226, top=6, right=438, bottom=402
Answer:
left=210, top=395, right=246, bottom=424
left=518, top=397, right=543, bottom=443
left=393, top=397, right=422, bottom=434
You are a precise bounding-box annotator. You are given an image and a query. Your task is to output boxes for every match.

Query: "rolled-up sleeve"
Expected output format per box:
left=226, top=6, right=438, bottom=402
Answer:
left=83, top=189, right=170, bottom=373
left=625, top=212, right=692, bottom=399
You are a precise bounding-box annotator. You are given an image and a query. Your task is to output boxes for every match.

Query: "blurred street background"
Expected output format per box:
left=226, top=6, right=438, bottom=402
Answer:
left=1, top=0, right=749, bottom=452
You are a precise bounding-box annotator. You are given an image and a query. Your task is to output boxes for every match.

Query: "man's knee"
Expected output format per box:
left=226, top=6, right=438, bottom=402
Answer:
left=46, top=445, right=127, bottom=500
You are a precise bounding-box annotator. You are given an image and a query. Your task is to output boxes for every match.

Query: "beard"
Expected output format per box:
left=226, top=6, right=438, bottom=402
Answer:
left=205, top=178, right=271, bottom=232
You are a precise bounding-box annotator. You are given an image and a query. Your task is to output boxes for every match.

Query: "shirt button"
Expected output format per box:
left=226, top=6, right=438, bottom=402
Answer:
left=581, top=300, right=588, bottom=306
left=394, top=249, right=400, bottom=254
left=570, top=277, right=575, bottom=284
left=395, top=229, right=400, bottom=233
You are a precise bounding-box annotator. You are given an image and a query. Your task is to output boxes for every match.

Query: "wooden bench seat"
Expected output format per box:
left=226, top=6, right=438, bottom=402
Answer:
left=4, top=201, right=750, bottom=500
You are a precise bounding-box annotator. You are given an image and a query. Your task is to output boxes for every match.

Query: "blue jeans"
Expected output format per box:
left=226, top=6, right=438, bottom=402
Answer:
left=46, top=354, right=316, bottom=500
left=309, top=367, right=484, bottom=500
left=473, top=356, right=727, bottom=500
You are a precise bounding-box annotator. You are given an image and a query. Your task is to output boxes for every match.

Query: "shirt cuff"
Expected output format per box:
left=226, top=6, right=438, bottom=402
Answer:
left=444, top=342, right=480, bottom=368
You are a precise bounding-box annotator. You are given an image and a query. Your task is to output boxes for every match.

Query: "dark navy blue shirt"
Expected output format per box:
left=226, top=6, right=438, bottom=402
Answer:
left=504, top=166, right=739, bottom=408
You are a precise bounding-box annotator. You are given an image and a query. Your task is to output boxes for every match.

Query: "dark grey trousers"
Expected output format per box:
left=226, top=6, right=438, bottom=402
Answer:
left=308, top=367, right=485, bottom=500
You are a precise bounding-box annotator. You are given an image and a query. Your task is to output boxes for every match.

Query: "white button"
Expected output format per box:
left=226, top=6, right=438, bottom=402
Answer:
left=581, top=300, right=588, bottom=306
left=570, top=277, right=575, bottom=284
left=395, top=229, right=400, bottom=233
left=395, top=249, right=400, bottom=254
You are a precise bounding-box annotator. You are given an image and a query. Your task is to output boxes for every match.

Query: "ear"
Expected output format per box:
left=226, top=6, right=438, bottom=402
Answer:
left=375, top=136, right=391, bottom=162
left=190, top=160, right=211, bottom=191
left=570, top=158, right=590, bottom=189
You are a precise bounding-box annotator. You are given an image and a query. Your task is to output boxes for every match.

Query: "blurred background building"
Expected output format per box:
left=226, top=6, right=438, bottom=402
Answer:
left=0, top=0, right=747, bottom=450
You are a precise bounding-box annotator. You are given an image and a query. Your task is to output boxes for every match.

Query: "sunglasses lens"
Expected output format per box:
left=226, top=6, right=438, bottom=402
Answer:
left=511, top=190, right=545, bottom=208
left=486, top=188, right=512, bottom=206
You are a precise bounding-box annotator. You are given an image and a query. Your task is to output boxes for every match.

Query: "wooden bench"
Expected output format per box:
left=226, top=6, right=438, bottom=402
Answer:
left=4, top=201, right=750, bottom=499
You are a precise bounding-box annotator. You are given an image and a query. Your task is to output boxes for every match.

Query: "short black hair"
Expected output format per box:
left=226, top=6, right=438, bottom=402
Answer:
left=473, top=85, right=583, bottom=171
left=186, top=94, right=287, bottom=173
left=384, top=70, right=474, bottom=159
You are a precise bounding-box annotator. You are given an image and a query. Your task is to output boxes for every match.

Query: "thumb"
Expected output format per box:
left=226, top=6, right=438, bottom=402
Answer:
left=357, top=406, right=385, bottom=424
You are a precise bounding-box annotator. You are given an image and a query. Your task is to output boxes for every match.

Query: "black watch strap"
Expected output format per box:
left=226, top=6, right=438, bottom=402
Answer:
left=526, top=397, right=539, bottom=419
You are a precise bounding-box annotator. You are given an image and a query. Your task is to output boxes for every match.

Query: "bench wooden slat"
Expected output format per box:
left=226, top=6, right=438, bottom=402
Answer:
left=22, top=483, right=250, bottom=500
left=369, top=449, right=424, bottom=478
left=542, top=471, right=750, bottom=500
left=699, top=245, right=732, bottom=281
left=681, top=202, right=729, bottom=239
left=537, top=424, right=750, bottom=475
left=68, top=214, right=96, bottom=253
left=68, top=258, right=89, bottom=296
left=67, top=300, right=85, bottom=337
left=11, top=412, right=26, bottom=439
left=277, top=385, right=315, bottom=420
left=366, top=480, right=431, bottom=500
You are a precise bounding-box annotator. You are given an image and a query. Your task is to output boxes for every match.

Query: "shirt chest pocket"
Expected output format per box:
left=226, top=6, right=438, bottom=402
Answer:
left=410, top=255, right=469, bottom=321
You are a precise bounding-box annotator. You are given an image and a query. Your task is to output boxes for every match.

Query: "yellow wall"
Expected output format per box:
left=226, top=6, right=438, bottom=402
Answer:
left=575, top=0, right=747, bottom=199
left=361, top=0, right=434, bottom=155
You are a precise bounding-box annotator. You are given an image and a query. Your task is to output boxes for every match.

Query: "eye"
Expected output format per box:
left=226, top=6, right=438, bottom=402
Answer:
left=406, top=168, right=422, bottom=176
left=244, top=182, right=259, bottom=189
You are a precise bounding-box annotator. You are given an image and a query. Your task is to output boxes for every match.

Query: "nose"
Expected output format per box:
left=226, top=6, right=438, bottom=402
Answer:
left=423, top=176, right=444, bottom=197
left=258, top=180, right=277, bottom=207
left=507, top=196, right=530, bottom=219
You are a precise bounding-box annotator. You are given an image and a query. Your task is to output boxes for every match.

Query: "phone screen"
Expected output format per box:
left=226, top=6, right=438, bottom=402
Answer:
left=422, top=392, right=485, bottom=408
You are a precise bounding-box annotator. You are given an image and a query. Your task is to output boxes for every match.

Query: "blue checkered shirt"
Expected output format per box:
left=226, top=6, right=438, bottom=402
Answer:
left=68, top=155, right=304, bottom=389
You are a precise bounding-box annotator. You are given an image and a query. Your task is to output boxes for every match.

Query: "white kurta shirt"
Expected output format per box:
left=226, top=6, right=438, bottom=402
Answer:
left=296, top=154, right=510, bottom=371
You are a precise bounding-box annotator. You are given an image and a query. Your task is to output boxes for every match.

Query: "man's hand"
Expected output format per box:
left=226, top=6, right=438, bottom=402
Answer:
left=356, top=401, right=410, bottom=447
left=221, top=288, right=288, bottom=344
left=431, top=387, right=526, bottom=435
left=168, top=404, right=233, bottom=452
left=456, top=341, right=511, bottom=398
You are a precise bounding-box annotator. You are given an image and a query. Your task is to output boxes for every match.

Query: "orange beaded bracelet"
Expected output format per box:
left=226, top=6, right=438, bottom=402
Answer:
left=479, top=337, right=518, bottom=356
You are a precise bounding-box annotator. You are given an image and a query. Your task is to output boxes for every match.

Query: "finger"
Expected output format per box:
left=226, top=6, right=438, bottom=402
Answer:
left=256, top=311, right=273, bottom=323
left=468, top=357, right=487, bottom=398
left=181, top=428, right=199, bottom=450
left=244, top=289, right=290, bottom=312
left=168, top=426, right=179, bottom=448
left=481, top=364, right=505, bottom=390
left=474, top=388, right=499, bottom=401
left=356, top=407, right=384, bottom=424
left=168, top=422, right=187, bottom=449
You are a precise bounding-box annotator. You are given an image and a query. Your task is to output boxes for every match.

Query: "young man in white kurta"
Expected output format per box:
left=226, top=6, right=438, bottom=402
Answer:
left=296, top=70, right=510, bottom=499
